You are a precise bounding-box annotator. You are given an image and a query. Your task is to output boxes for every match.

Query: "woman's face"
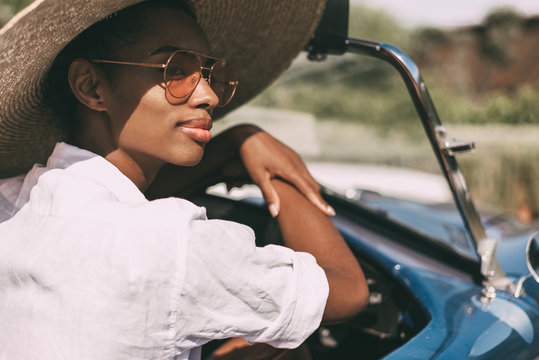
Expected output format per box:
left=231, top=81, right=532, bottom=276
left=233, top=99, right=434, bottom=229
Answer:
left=98, top=6, right=219, bottom=173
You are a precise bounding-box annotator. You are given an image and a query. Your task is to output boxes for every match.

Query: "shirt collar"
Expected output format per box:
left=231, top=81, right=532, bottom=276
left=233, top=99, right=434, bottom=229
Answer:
left=49, top=143, right=148, bottom=204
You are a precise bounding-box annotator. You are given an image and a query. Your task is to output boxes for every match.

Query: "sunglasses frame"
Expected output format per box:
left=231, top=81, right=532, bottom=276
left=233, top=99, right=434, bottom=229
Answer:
left=91, top=50, right=238, bottom=107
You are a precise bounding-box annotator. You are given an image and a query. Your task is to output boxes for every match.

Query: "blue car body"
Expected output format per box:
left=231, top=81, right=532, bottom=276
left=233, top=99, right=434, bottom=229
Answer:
left=196, top=182, right=538, bottom=359
left=335, top=192, right=539, bottom=359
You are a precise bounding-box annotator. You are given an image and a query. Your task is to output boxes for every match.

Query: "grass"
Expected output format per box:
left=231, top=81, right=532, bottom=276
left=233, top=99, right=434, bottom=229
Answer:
left=221, top=105, right=539, bottom=221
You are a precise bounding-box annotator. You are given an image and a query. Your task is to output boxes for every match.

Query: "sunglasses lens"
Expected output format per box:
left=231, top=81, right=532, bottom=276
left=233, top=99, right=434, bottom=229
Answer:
left=165, top=51, right=238, bottom=106
left=165, top=52, right=201, bottom=99
left=210, top=61, right=238, bottom=106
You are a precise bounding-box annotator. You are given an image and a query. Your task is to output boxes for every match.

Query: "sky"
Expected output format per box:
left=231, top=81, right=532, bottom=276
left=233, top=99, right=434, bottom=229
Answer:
left=355, top=0, right=539, bottom=28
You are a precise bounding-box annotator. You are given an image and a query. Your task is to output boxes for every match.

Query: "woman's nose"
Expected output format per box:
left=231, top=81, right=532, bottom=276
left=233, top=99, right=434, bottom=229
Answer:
left=189, top=76, right=219, bottom=110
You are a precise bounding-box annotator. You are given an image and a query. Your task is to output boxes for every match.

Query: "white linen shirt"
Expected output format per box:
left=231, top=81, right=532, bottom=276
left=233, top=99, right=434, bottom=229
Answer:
left=0, top=143, right=329, bottom=360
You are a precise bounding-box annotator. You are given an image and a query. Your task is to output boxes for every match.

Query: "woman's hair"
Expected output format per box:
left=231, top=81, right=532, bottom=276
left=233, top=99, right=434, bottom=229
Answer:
left=44, top=0, right=194, bottom=137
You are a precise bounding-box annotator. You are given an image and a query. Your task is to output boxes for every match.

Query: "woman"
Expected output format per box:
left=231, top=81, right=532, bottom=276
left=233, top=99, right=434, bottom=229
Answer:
left=0, top=0, right=368, bottom=359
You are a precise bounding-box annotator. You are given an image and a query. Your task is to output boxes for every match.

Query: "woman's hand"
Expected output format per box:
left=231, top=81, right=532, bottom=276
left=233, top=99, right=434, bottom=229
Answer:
left=236, top=128, right=335, bottom=218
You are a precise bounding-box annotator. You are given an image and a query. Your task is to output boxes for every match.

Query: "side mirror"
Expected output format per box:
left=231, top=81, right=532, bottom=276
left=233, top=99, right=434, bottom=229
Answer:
left=514, top=230, right=539, bottom=297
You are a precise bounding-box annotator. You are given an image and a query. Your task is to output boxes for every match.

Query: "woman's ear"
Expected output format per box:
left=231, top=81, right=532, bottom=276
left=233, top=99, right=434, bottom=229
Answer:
left=68, top=59, right=108, bottom=112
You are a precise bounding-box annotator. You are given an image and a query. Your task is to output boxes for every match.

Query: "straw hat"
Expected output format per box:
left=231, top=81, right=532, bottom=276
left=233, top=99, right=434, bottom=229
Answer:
left=0, top=0, right=326, bottom=177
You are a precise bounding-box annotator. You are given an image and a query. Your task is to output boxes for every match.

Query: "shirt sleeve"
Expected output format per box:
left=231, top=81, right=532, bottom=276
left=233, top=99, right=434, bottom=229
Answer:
left=172, top=217, right=329, bottom=350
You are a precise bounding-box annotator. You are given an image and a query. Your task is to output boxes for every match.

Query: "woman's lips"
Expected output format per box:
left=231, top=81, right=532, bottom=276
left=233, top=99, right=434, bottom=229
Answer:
left=176, top=118, right=212, bottom=143
left=179, top=127, right=212, bottom=143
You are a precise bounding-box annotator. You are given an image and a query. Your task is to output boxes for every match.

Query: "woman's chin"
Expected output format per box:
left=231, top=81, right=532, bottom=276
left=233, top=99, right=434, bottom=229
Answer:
left=170, top=153, right=204, bottom=167
left=182, top=158, right=202, bottom=167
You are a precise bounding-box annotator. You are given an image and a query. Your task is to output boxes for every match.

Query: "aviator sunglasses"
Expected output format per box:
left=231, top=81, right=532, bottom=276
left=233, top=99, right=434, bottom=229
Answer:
left=91, top=50, right=238, bottom=107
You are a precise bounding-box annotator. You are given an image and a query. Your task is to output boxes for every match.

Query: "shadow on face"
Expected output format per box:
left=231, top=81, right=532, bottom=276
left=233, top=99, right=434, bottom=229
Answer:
left=46, top=0, right=211, bottom=142
left=63, top=2, right=219, bottom=184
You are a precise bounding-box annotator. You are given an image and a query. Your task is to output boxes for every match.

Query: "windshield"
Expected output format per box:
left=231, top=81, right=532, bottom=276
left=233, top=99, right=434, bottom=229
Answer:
left=212, top=50, right=481, bottom=260
left=212, top=5, right=538, bottom=261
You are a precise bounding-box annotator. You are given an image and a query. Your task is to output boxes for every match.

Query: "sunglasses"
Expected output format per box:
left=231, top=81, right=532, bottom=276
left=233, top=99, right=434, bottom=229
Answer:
left=91, top=50, right=238, bottom=107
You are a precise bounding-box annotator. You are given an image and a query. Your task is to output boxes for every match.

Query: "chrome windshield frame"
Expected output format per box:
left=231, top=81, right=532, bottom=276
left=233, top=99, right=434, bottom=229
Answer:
left=308, top=36, right=514, bottom=291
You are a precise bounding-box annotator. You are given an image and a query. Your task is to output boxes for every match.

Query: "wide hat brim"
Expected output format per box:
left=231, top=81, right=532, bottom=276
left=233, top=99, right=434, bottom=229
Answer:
left=0, top=0, right=326, bottom=177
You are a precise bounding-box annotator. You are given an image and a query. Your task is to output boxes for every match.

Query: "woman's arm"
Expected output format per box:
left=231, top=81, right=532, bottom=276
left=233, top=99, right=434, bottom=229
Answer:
left=148, top=123, right=368, bottom=321
left=206, top=179, right=368, bottom=359
left=146, top=124, right=334, bottom=217
left=271, top=178, right=368, bottom=324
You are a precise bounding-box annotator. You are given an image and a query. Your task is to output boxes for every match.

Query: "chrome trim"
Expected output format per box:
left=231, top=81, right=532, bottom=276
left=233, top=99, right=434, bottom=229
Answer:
left=514, top=230, right=539, bottom=297
left=341, top=38, right=514, bottom=291
left=514, top=275, right=529, bottom=298
left=436, top=126, right=475, bottom=156
left=526, top=231, right=539, bottom=282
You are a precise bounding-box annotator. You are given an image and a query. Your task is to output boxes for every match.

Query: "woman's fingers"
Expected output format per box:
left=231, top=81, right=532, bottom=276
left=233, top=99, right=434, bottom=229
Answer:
left=271, top=138, right=335, bottom=215
left=239, top=130, right=335, bottom=216
left=307, top=191, right=336, bottom=216
left=282, top=170, right=335, bottom=216
left=256, top=174, right=281, bottom=217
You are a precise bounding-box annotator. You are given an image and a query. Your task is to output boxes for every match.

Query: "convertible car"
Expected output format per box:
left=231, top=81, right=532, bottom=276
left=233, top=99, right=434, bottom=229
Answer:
left=198, top=0, right=539, bottom=359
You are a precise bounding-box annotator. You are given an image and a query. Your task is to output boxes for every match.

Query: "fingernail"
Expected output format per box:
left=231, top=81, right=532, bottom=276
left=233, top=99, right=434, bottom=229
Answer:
left=269, top=204, right=279, bottom=218
left=327, top=205, right=336, bottom=216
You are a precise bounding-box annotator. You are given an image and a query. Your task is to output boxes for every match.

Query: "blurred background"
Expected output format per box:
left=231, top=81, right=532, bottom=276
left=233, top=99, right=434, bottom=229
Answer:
left=2, top=0, right=538, bottom=224
left=224, top=0, right=539, bottom=225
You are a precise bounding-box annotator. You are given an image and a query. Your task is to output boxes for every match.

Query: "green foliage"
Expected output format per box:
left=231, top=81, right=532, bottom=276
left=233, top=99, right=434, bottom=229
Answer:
left=253, top=4, right=416, bottom=126
left=254, top=55, right=539, bottom=128
left=347, top=5, right=410, bottom=49
left=0, top=0, right=33, bottom=26
left=480, top=7, right=524, bottom=64
left=482, top=87, right=539, bottom=124
left=425, top=81, right=539, bottom=125
left=252, top=55, right=418, bottom=133
left=409, top=27, right=451, bottom=64
left=459, top=145, right=539, bottom=218
left=254, top=5, right=539, bottom=128
left=251, top=5, right=539, bottom=219
left=482, top=6, right=525, bottom=28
